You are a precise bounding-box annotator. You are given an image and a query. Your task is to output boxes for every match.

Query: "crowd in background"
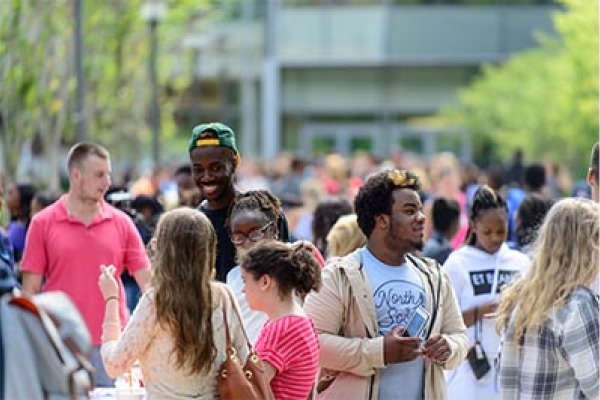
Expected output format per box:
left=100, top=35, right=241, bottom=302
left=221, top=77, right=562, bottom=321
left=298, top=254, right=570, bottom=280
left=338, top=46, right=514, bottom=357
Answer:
left=1, top=145, right=591, bottom=282
left=1, top=128, right=597, bottom=399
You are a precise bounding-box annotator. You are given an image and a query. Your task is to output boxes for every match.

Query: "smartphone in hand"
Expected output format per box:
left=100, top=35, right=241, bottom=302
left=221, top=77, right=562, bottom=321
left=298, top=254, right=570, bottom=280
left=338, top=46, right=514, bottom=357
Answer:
left=401, top=306, right=430, bottom=339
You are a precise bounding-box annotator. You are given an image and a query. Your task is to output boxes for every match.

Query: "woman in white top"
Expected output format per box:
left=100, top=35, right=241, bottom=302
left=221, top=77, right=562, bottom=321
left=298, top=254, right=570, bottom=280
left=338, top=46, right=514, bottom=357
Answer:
left=226, top=191, right=326, bottom=344
left=226, top=190, right=283, bottom=343
left=98, top=208, right=248, bottom=399
left=443, top=185, right=530, bottom=400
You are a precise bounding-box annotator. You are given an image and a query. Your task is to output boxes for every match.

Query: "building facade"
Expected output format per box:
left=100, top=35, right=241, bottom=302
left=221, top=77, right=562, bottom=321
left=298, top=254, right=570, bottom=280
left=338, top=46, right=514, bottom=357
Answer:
left=179, top=0, right=558, bottom=161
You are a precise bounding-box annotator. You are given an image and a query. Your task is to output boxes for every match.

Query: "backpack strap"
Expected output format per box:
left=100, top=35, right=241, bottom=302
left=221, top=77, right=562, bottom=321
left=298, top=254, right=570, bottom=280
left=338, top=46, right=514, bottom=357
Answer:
left=10, top=293, right=95, bottom=396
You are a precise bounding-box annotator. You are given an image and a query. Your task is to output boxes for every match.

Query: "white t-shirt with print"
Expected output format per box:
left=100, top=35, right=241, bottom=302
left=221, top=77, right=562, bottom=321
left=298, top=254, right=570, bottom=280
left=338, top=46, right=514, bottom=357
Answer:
left=443, top=243, right=530, bottom=400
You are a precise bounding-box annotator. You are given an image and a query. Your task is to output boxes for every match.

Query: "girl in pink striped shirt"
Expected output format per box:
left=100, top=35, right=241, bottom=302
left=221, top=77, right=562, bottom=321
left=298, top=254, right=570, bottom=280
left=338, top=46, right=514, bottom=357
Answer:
left=238, top=240, right=322, bottom=400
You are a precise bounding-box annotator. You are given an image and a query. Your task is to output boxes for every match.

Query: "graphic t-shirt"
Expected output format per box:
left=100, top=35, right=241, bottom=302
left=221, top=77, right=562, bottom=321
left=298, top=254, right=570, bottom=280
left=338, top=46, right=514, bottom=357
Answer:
left=442, top=243, right=530, bottom=399
left=361, top=248, right=425, bottom=400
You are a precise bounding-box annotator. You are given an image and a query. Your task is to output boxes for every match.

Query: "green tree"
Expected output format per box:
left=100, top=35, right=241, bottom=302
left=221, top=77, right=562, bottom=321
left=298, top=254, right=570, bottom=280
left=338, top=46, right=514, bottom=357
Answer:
left=0, top=0, right=74, bottom=190
left=442, top=0, right=598, bottom=176
left=0, top=0, right=216, bottom=189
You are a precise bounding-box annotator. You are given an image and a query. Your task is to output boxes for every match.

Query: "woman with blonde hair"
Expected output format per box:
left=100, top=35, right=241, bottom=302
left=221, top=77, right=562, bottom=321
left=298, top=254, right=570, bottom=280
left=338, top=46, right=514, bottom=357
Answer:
left=99, top=208, right=248, bottom=399
left=496, top=198, right=599, bottom=399
left=326, top=214, right=366, bottom=258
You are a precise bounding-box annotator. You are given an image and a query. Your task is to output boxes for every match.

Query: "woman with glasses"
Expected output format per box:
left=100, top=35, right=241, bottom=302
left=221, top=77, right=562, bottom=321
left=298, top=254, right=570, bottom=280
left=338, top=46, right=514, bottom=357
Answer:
left=225, top=190, right=285, bottom=343
left=226, top=190, right=325, bottom=344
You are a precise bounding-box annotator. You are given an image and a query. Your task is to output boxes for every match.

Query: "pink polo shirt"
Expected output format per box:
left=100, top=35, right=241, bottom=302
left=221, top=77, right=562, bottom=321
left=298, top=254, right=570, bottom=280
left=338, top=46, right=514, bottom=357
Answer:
left=20, top=196, right=150, bottom=345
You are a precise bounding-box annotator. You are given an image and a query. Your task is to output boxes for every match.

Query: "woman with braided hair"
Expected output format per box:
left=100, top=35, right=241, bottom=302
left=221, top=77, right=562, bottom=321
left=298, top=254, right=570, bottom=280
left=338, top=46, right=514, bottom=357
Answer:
left=442, top=185, right=530, bottom=400
left=225, top=190, right=325, bottom=343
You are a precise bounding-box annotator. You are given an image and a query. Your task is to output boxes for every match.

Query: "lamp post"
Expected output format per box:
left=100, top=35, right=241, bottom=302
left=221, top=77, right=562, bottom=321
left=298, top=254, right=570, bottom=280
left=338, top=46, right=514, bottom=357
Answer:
left=141, top=0, right=166, bottom=169
left=74, top=0, right=87, bottom=141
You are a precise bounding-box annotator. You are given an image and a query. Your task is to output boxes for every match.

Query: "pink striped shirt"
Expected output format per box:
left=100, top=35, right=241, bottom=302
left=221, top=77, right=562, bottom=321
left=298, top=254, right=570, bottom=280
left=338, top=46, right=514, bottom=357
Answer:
left=255, top=315, right=319, bottom=400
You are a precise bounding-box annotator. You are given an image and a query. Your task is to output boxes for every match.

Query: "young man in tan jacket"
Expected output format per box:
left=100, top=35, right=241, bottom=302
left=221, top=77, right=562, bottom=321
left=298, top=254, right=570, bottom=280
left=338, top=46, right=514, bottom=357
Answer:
left=305, top=169, right=467, bottom=399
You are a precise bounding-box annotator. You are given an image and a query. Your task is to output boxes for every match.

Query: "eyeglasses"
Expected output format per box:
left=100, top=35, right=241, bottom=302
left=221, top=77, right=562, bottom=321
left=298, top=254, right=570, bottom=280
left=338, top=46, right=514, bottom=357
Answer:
left=230, top=221, right=274, bottom=245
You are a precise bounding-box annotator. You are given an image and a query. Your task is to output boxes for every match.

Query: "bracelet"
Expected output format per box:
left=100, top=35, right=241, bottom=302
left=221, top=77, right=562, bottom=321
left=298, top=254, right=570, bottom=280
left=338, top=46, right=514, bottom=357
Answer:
left=105, top=296, right=119, bottom=303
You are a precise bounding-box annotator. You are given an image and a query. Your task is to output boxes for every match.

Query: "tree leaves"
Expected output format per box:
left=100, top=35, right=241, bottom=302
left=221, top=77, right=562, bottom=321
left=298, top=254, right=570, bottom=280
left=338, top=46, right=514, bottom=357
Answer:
left=441, top=0, right=598, bottom=176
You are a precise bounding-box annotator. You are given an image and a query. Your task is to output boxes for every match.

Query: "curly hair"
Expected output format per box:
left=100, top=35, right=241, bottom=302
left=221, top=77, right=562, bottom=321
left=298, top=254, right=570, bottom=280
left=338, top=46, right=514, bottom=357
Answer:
left=354, top=169, right=421, bottom=238
left=150, top=208, right=217, bottom=375
left=496, top=198, right=599, bottom=340
left=465, top=185, right=507, bottom=246
left=238, top=240, right=321, bottom=299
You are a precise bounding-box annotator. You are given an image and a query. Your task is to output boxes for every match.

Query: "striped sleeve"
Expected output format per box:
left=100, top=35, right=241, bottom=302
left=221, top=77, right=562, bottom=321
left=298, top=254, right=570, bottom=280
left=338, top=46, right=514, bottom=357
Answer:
left=255, top=315, right=320, bottom=399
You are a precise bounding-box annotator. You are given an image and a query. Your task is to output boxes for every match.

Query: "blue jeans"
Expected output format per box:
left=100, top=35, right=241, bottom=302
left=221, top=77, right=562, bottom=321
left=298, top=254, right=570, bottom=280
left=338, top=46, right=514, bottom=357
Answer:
left=122, top=273, right=141, bottom=313
left=90, top=345, right=115, bottom=387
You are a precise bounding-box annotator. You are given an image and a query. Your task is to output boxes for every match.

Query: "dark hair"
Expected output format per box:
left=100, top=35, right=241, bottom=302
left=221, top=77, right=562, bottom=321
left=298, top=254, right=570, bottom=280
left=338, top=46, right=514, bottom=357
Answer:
left=354, top=169, right=421, bottom=238
left=432, top=197, right=460, bottom=235
left=486, top=164, right=506, bottom=191
left=311, top=197, right=353, bottom=256
left=13, top=184, right=36, bottom=224
left=523, top=163, right=546, bottom=192
left=67, top=142, right=109, bottom=171
left=291, top=157, right=307, bottom=172
left=174, top=164, right=192, bottom=176
left=32, top=191, right=59, bottom=210
left=132, top=195, right=164, bottom=215
left=591, top=143, right=599, bottom=184
left=466, top=185, right=507, bottom=245
left=239, top=240, right=321, bottom=298
left=228, top=190, right=283, bottom=236
left=516, top=193, right=553, bottom=248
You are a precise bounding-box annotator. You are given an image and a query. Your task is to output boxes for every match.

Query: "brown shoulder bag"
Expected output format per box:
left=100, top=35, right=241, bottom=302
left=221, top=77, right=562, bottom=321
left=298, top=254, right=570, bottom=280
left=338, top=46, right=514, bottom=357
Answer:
left=216, top=285, right=274, bottom=400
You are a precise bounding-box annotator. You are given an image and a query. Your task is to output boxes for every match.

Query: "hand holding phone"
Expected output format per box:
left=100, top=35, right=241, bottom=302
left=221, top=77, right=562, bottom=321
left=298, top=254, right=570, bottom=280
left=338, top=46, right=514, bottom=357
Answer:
left=400, top=306, right=430, bottom=339
left=383, top=327, right=422, bottom=364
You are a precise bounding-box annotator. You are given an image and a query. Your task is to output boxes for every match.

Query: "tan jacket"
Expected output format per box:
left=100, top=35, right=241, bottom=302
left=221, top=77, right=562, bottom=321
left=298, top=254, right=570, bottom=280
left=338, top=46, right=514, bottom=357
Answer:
left=304, top=249, right=468, bottom=400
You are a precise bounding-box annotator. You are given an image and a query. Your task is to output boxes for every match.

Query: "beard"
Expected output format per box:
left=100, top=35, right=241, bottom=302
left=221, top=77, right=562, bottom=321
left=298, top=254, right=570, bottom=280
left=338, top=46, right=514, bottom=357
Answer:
left=411, top=239, right=424, bottom=252
left=385, top=223, right=424, bottom=254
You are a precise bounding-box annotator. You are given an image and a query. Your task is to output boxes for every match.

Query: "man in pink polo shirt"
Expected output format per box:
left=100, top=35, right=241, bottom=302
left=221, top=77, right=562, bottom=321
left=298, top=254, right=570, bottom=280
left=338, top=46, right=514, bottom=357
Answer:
left=21, top=142, right=151, bottom=387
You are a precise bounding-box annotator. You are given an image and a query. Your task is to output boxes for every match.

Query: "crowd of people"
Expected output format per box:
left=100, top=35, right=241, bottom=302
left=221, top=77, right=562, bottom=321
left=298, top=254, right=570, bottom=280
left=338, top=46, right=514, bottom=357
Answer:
left=1, top=121, right=597, bottom=399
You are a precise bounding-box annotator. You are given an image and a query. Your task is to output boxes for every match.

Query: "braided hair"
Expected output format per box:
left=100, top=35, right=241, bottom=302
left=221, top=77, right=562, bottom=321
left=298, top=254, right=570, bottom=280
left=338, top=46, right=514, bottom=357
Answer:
left=227, top=190, right=283, bottom=236
left=465, top=185, right=507, bottom=246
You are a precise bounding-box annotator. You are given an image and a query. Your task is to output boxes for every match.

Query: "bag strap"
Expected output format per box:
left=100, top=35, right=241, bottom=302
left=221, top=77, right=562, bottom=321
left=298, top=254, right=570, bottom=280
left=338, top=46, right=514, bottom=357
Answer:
left=219, top=285, right=235, bottom=357
left=219, top=284, right=253, bottom=352
left=10, top=295, right=94, bottom=397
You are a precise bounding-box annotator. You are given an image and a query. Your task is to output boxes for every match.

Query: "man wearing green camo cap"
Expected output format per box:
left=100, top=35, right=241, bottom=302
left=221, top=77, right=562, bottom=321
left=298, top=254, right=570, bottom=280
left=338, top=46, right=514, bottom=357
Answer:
left=188, top=122, right=240, bottom=167
left=188, top=121, right=291, bottom=282
left=188, top=122, right=241, bottom=282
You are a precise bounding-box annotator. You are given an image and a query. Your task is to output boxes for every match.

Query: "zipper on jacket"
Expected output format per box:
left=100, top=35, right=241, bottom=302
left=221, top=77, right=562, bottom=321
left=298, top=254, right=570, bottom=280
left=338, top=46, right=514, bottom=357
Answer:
left=368, top=375, right=374, bottom=400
